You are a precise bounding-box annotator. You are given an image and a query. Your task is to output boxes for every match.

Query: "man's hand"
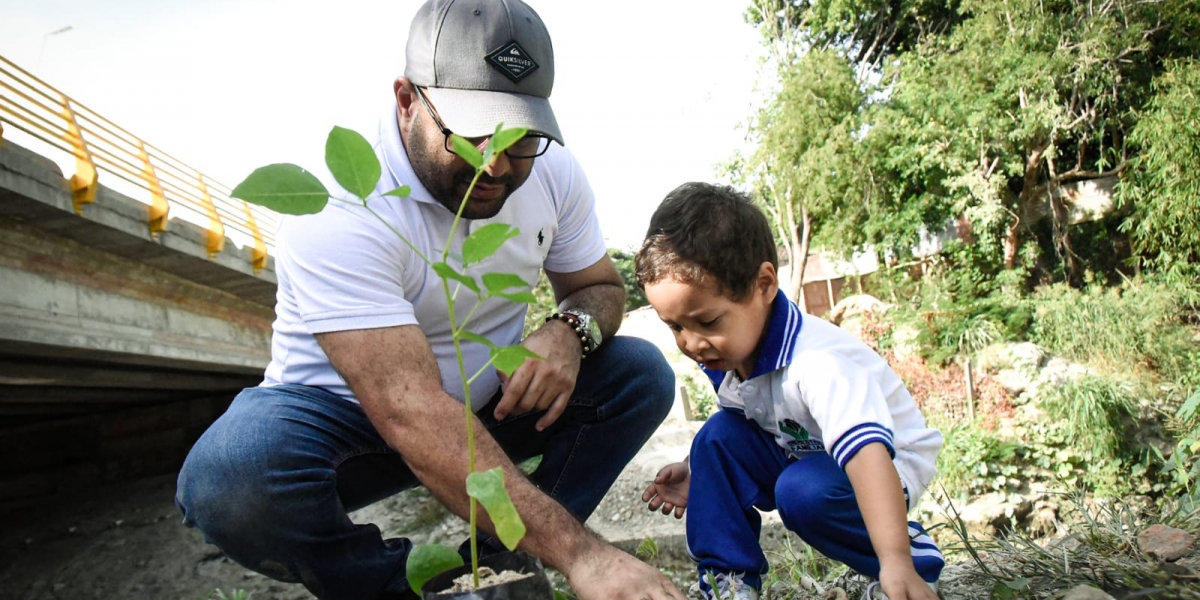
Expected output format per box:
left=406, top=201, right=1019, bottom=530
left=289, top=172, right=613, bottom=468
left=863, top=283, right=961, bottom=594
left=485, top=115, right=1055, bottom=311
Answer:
left=563, top=544, right=686, bottom=600
left=641, top=461, right=689, bottom=519
left=879, top=561, right=939, bottom=600
left=493, top=318, right=582, bottom=430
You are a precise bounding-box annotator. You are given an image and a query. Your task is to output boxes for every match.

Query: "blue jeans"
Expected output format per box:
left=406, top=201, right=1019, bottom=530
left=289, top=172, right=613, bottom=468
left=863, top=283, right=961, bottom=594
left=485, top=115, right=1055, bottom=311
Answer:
left=175, top=336, right=674, bottom=600
left=686, top=409, right=944, bottom=590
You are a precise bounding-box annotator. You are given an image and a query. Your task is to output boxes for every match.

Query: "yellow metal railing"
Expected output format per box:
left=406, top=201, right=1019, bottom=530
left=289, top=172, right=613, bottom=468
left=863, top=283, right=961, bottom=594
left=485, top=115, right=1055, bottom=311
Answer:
left=0, top=54, right=278, bottom=273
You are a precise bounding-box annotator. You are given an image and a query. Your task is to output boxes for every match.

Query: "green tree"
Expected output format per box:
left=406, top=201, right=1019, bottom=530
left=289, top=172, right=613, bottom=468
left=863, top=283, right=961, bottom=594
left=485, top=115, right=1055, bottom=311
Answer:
left=1117, top=59, right=1200, bottom=271
left=745, top=0, right=1200, bottom=285
left=890, top=0, right=1184, bottom=275
left=732, top=47, right=867, bottom=302
left=745, top=0, right=964, bottom=71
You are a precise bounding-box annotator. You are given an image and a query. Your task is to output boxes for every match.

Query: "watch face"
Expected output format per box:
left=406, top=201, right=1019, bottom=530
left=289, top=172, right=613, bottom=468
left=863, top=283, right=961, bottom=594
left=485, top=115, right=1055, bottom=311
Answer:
left=583, top=315, right=601, bottom=344
left=566, top=310, right=602, bottom=345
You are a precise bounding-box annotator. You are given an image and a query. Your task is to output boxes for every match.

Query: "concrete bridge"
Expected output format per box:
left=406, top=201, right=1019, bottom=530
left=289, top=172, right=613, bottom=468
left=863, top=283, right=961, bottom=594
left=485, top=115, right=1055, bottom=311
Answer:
left=0, top=56, right=281, bottom=509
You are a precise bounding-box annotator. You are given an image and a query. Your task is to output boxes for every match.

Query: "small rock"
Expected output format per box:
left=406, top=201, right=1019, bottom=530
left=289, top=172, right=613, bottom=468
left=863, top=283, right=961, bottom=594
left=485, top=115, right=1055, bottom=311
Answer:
left=824, top=587, right=848, bottom=600
left=1138, top=524, right=1196, bottom=561
left=993, top=368, right=1031, bottom=395
left=1062, top=584, right=1115, bottom=600
left=768, top=580, right=797, bottom=597
left=978, top=342, right=1045, bottom=373
left=611, top=513, right=621, bottom=522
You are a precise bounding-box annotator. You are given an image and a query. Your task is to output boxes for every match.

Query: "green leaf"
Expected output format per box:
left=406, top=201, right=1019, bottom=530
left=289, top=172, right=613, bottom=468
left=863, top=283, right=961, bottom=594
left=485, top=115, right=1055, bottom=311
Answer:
left=432, top=262, right=480, bottom=294
left=635, top=537, right=659, bottom=560
left=449, top=134, right=483, bottom=168
left=1178, top=388, right=1200, bottom=420
left=496, top=291, right=537, bottom=304
left=554, top=590, right=571, bottom=600
left=382, top=185, right=411, bottom=198
left=492, top=344, right=540, bottom=376
left=482, top=273, right=533, bottom=296
left=325, top=126, right=381, bottom=199
left=1003, top=577, right=1030, bottom=590
left=230, top=164, right=329, bottom=215
left=463, top=224, right=520, bottom=265
left=405, top=544, right=463, bottom=595
left=466, top=468, right=526, bottom=551
left=990, top=581, right=1017, bottom=600
left=481, top=124, right=530, bottom=167
left=489, top=125, right=529, bottom=156
left=460, top=331, right=495, bottom=349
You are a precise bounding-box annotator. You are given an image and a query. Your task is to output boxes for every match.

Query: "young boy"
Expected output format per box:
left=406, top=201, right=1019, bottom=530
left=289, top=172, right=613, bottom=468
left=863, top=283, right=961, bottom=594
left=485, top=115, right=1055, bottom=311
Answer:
left=635, top=183, right=944, bottom=600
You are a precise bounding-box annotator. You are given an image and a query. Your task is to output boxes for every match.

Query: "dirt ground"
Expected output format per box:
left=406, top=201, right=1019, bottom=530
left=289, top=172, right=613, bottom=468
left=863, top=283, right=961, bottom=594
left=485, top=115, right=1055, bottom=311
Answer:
left=0, top=411, right=1003, bottom=600
left=0, top=418, right=715, bottom=600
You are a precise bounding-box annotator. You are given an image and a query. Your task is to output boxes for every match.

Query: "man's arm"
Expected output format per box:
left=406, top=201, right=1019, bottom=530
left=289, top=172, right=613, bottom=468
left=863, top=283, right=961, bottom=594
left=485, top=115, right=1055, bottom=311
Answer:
left=315, top=325, right=683, bottom=599
left=546, top=253, right=626, bottom=339
left=492, top=255, right=625, bottom=427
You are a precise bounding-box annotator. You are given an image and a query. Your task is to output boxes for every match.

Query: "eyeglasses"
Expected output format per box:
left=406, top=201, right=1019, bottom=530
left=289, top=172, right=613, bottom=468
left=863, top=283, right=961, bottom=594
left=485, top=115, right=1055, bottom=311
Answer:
left=414, top=87, right=552, bottom=159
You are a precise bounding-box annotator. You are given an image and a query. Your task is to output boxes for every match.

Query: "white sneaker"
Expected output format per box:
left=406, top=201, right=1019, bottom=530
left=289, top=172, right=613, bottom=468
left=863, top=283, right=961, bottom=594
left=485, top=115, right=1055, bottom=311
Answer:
left=689, top=572, right=760, bottom=600
left=861, top=580, right=940, bottom=599
left=862, top=581, right=885, bottom=600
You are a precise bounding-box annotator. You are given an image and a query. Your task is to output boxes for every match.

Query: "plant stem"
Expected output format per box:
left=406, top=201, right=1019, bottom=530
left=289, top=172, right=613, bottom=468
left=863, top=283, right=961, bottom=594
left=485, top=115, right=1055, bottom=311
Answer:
left=444, top=274, right=481, bottom=588
left=446, top=167, right=488, bottom=589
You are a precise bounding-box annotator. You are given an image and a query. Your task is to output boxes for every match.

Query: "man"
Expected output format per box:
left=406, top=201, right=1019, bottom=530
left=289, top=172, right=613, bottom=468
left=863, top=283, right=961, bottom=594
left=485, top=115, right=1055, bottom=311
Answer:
left=174, top=1, right=682, bottom=599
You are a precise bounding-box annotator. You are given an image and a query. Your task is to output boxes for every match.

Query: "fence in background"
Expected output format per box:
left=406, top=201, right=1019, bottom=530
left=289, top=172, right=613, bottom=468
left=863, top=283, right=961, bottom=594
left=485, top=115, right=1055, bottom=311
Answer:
left=0, top=54, right=279, bottom=272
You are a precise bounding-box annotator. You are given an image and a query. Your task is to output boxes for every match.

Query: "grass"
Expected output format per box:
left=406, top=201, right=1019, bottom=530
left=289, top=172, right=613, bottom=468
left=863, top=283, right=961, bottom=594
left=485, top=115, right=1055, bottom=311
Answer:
left=763, top=534, right=846, bottom=594
left=938, top=488, right=1200, bottom=599
left=197, top=590, right=252, bottom=600
left=1029, top=281, right=1199, bottom=388
left=1041, top=375, right=1140, bottom=464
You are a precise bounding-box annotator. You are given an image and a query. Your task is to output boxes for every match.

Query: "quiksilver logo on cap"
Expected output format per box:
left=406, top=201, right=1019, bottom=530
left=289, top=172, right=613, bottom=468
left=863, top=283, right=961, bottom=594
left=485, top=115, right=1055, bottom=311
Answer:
left=486, top=41, right=539, bottom=82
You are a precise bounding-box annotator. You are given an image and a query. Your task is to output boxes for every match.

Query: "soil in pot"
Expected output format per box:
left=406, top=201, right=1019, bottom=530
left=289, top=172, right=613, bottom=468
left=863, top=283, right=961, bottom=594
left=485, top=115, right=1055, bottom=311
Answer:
left=422, top=551, right=555, bottom=599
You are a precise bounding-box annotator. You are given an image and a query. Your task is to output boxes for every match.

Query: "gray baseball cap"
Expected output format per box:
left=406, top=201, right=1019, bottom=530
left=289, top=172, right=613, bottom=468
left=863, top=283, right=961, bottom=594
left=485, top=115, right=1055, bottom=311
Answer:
left=405, top=0, right=563, bottom=145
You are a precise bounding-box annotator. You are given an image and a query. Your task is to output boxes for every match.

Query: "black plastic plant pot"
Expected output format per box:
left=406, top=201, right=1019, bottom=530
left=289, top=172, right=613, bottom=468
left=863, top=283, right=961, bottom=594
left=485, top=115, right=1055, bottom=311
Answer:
left=422, top=551, right=555, bottom=599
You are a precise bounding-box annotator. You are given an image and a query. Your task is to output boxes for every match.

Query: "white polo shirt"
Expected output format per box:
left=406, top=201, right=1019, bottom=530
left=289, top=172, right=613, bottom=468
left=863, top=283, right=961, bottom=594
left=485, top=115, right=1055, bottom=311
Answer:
left=262, top=107, right=607, bottom=411
left=706, top=291, right=943, bottom=507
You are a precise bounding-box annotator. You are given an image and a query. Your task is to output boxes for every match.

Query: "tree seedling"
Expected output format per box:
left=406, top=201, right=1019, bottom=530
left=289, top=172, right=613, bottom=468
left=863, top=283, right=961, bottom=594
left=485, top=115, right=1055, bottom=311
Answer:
left=232, top=123, right=539, bottom=594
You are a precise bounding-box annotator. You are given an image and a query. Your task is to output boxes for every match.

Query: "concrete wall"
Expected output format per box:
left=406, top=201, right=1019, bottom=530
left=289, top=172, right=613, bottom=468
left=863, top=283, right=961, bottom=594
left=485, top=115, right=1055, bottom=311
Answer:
left=0, top=139, right=277, bottom=508
left=0, top=216, right=273, bottom=374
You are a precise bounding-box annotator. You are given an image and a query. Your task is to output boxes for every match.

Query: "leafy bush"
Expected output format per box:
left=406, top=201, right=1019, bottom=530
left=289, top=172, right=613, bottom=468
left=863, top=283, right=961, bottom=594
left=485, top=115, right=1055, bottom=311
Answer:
left=934, top=420, right=1022, bottom=496
left=1040, top=375, right=1140, bottom=465
left=608, top=248, right=648, bottom=312
left=1159, top=388, right=1200, bottom=508
left=1028, top=280, right=1200, bottom=387
left=679, top=371, right=717, bottom=421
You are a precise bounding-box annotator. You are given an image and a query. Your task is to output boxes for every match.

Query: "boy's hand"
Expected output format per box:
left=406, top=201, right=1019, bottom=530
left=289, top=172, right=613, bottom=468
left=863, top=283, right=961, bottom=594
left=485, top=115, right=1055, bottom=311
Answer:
left=879, top=561, right=939, bottom=600
left=641, top=461, right=689, bottom=518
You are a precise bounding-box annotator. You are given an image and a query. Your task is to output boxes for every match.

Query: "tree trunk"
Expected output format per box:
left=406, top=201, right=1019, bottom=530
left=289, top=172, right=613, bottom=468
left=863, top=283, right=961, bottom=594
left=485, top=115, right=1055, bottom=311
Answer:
left=790, top=209, right=812, bottom=306
left=1002, top=222, right=1021, bottom=270
left=1005, top=145, right=1048, bottom=270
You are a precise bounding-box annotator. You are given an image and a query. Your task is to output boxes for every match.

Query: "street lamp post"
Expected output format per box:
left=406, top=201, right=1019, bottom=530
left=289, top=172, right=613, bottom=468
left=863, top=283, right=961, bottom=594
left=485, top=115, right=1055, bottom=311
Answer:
left=37, top=25, right=74, bottom=71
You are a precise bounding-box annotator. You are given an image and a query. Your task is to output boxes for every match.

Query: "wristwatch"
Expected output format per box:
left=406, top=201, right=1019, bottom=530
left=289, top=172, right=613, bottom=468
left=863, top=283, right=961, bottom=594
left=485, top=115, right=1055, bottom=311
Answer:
left=546, top=309, right=603, bottom=357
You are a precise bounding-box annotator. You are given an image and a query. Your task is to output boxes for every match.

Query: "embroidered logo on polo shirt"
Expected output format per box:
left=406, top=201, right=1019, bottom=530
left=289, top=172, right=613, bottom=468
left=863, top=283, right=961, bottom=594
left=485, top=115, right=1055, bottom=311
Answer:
left=780, top=418, right=824, bottom=454
left=537, top=228, right=545, bottom=246
left=486, top=41, right=539, bottom=82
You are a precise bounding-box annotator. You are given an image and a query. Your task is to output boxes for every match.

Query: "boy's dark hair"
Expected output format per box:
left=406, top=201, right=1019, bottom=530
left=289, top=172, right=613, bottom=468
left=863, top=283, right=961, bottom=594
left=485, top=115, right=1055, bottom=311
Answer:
left=635, top=182, right=776, bottom=300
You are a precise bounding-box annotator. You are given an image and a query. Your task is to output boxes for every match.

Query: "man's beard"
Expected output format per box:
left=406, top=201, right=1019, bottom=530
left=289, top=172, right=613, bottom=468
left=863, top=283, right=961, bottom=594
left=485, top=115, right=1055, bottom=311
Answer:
left=406, top=123, right=515, bottom=220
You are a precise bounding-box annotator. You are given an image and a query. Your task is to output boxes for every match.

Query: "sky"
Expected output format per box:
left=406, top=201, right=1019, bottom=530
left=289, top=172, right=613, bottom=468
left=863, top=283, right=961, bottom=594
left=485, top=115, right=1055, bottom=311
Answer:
left=0, top=0, right=767, bottom=251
